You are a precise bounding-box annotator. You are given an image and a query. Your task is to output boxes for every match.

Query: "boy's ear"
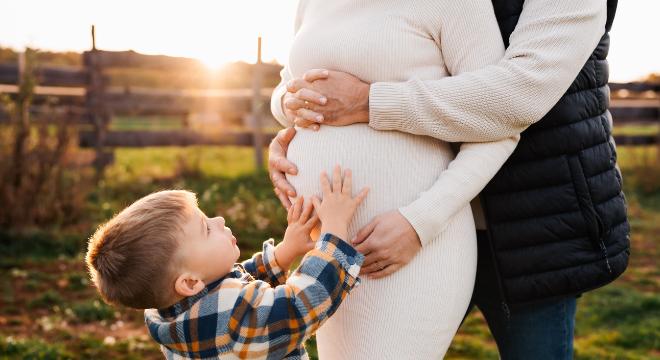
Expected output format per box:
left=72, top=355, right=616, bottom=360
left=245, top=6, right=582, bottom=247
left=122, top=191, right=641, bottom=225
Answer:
left=174, top=273, right=205, bottom=298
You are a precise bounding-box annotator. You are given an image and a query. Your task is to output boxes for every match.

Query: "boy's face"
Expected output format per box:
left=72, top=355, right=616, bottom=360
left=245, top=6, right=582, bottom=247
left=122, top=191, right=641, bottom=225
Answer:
left=178, top=208, right=240, bottom=283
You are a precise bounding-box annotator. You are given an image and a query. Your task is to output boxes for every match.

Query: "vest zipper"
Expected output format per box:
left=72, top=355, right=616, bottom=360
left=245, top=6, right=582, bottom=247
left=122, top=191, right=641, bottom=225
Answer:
left=487, top=231, right=511, bottom=322
left=595, top=213, right=613, bottom=274
left=479, top=196, right=511, bottom=322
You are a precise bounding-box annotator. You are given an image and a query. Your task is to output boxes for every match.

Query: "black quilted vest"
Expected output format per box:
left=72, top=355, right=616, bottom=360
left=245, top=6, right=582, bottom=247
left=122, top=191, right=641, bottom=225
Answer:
left=480, top=0, right=630, bottom=305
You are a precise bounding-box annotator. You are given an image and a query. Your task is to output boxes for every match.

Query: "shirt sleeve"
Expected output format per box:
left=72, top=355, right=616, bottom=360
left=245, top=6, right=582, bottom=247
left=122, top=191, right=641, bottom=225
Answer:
left=369, top=0, right=608, bottom=142
left=229, top=233, right=364, bottom=358
left=270, top=0, right=307, bottom=127
left=240, top=239, right=288, bottom=287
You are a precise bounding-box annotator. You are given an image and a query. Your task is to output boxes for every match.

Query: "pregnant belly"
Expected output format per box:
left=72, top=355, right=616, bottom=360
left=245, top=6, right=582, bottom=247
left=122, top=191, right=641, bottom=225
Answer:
left=286, top=124, right=454, bottom=237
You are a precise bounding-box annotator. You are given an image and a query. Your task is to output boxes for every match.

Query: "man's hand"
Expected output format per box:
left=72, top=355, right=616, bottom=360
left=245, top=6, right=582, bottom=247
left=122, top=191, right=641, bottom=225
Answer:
left=268, top=127, right=299, bottom=209
left=285, top=69, right=370, bottom=128
left=353, top=210, right=422, bottom=279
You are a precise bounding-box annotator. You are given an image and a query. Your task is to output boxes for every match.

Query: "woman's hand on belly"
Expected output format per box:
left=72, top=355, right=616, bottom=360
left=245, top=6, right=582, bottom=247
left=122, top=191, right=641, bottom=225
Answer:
left=269, top=127, right=301, bottom=209
left=287, top=69, right=370, bottom=129
left=353, top=210, right=422, bottom=279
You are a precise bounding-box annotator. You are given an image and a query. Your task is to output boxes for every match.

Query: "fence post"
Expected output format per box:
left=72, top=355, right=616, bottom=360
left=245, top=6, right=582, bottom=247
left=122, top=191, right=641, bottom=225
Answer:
left=656, top=99, right=660, bottom=158
left=84, top=25, right=110, bottom=181
left=11, top=50, right=31, bottom=189
left=251, top=36, right=265, bottom=171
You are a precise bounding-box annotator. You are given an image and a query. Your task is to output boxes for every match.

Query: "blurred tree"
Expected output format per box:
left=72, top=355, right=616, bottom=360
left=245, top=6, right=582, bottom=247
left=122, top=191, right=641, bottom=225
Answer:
left=644, top=73, right=659, bottom=83
left=0, top=47, right=18, bottom=63
left=0, top=49, right=91, bottom=229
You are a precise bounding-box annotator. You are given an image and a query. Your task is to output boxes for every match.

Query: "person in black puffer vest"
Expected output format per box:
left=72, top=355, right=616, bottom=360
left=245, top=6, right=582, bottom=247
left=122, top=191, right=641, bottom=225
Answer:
left=481, top=0, right=628, bottom=306
left=267, top=0, right=629, bottom=358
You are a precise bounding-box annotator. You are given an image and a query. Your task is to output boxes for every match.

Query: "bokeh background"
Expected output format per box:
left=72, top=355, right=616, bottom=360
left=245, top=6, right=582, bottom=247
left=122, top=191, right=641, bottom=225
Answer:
left=0, top=1, right=658, bottom=359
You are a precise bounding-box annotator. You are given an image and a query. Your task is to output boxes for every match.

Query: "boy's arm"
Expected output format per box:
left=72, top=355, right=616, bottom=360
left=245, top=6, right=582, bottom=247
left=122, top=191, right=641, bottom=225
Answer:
left=243, top=194, right=321, bottom=286
left=230, top=233, right=363, bottom=358
left=240, top=239, right=288, bottom=287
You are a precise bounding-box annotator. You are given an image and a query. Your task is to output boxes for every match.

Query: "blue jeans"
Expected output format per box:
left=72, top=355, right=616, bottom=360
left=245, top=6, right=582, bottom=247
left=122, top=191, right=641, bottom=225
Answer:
left=464, top=231, right=578, bottom=360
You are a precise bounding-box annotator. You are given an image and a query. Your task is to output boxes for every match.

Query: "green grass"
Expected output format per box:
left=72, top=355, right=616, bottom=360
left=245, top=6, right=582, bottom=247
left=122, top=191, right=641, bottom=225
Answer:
left=613, top=124, right=659, bottom=137
left=94, top=146, right=285, bottom=253
left=65, top=273, right=89, bottom=292
left=0, top=144, right=658, bottom=359
left=0, top=230, right=85, bottom=265
left=107, top=145, right=266, bottom=180
left=576, top=286, right=660, bottom=357
left=69, top=300, right=117, bottom=323
left=110, top=116, right=185, bottom=131
left=27, top=290, right=64, bottom=310
left=0, top=337, right=72, bottom=360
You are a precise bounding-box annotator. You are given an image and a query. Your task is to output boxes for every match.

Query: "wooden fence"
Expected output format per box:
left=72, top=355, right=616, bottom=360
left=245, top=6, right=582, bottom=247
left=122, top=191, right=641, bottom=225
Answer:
left=0, top=42, right=658, bottom=176
left=0, top=33, right=280, bottom=174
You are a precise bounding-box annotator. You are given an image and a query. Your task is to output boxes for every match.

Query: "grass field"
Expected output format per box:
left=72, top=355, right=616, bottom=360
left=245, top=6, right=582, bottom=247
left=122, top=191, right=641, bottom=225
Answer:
left=0, top=145, right=658, bottom=359
left=109, top=116, right=185, bottom=131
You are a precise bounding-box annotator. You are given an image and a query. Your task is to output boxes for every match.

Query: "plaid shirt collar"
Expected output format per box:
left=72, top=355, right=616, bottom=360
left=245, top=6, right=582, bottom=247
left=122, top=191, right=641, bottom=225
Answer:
left=157, top=264, right=254, bottom=319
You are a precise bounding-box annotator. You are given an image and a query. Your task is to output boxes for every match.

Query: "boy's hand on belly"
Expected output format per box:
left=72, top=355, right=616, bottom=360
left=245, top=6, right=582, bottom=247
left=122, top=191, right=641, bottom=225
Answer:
left=353, top=211, right=422, bottom=279
left=312, top=165, right=369, bottom=242
left=277, top=197, right=320, bottom=269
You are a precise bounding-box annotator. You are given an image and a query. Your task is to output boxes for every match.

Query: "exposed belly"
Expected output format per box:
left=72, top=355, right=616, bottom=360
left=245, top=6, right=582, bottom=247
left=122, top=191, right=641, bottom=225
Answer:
left=286, top=124, right=454, bottom=238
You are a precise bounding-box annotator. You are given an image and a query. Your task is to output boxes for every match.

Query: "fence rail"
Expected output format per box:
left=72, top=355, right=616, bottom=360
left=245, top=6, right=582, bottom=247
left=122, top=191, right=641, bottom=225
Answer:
left=610, top=82, right=660, bottom=92
left=610, top=99, right=659, bottom=124
left=78, top=130, right=277, bottom=147
left=0, top=45, right=658, bottom=174
left=0, top=63, right=87, bottom=87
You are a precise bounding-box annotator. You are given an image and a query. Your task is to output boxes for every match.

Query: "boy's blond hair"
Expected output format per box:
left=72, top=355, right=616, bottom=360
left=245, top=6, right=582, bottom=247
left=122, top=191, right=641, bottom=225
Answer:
left=85, top=190, right=197, bottom=309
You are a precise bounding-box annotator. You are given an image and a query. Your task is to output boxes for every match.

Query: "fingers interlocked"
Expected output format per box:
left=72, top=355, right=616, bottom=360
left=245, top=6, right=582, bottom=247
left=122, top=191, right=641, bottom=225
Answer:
left=285, top=69, right=331, bottom=130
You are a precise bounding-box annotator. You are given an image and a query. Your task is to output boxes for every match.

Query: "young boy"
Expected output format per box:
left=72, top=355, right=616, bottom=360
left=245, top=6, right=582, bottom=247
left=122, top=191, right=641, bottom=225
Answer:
left=86, top=165, right=368, bottom=359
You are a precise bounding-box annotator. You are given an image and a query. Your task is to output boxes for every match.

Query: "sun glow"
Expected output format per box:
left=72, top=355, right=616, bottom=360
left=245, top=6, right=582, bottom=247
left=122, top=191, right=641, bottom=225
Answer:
left=0, top=0, right=658, bottom=80
left=0, top=0, right=298, bottom=67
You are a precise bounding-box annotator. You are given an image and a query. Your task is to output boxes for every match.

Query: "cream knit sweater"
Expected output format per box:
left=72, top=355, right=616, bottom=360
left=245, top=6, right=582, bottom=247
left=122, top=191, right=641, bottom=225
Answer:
left=272, top=0, right=518, bottom=247
left=272, top=0, right=606, bottom=236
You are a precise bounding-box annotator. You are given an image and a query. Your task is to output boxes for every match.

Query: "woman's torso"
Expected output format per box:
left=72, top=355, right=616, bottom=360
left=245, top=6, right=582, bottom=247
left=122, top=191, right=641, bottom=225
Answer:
left=286, top=0, right=457, bottom=237
left=287, top=126, right=452, bottom=237
left=288, top=0, right=449, bottom=83
left=285, top=3, right=482, bottom=357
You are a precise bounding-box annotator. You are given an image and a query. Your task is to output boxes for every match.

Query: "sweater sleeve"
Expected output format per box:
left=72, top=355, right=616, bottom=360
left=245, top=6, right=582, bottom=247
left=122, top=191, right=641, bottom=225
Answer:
left=369, top=0, right=607, bottom=142
left=400, top=136, right=519, bottom=246
left=395, top=0, right=517, bottom=246
left=270, top=0, right=307, bottom=127
left=271, top=66, right=294, bottom=127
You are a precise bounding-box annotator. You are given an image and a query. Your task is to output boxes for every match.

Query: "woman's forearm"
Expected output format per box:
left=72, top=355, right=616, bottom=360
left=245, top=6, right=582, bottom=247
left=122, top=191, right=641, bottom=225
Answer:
left=400, top=136, right=520, bottom=246
left=270, top=0, right=308, bottom=128
left=271, top=66, right=293, bottom=127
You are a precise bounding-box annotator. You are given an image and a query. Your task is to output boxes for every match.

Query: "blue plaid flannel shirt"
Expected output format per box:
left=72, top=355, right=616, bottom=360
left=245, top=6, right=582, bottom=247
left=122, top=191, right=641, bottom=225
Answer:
left=144, top=233, right=364, bottom=359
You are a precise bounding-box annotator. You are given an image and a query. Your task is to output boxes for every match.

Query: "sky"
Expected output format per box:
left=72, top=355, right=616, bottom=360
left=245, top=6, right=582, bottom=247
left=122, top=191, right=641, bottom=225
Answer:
left=0, top=0, right=658, bottom=81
